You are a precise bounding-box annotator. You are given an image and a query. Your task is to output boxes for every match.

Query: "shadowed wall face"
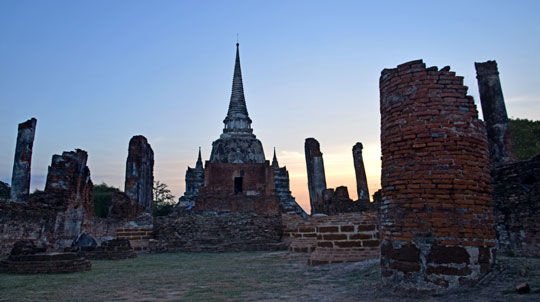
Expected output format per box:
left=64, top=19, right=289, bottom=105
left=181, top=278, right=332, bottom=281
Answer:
left=304, top=138, right=327, bottom=214
left=10, top=118, right=37, bottom=202
left=379, top=60, right=495, bottom=293
left=475, top=60, right=514, bottom=165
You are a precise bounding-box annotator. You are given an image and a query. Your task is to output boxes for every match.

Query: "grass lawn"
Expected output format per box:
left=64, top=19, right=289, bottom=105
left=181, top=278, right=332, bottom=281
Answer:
left=0, top=251, right=378, bottom=302
left=1, top=252, right=539, bottom=302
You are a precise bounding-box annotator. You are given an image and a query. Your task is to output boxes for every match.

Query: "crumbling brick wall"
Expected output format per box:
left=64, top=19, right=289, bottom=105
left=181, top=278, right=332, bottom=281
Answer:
left=0, top=202, right=58, bottom=256
left=283, top=213, right=318, bottom=253
left=284, top=212, right=380, bottom=264
left=379, top=60, right=495, bottom=292
left=493, top=155, right=540, bottom=257
left=116, top=226, right=153, bottom=253
left=150, top=212, right=285, bottom=252
left=308, top=212, right=379, bottom=265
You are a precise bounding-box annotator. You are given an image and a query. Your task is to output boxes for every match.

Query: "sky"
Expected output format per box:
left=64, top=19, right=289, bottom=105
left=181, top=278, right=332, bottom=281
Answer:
left=1, top=1, right=539, bottom=213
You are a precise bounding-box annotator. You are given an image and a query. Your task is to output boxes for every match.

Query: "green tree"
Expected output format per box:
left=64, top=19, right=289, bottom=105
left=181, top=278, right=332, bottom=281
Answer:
left=509, top=118, right=540, bottom=161
left=0, top=181, right=10, bottom=200
left=153, top=180, right=176, bottom=216
left=93, top=183, right=120, bottom=218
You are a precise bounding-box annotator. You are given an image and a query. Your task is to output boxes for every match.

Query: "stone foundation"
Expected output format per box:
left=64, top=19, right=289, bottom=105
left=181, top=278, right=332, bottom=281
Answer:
left=0, top=241, right=91, bottom=274
left=0, top=252, right=91, bottom=274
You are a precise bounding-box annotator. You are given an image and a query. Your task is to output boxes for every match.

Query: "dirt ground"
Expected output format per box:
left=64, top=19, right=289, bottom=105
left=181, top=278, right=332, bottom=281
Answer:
left=0, top=251, right=539, bottom=302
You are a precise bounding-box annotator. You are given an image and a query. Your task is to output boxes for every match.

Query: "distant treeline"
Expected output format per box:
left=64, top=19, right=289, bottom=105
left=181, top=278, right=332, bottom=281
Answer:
left=509, top=118, right=540, bottom=161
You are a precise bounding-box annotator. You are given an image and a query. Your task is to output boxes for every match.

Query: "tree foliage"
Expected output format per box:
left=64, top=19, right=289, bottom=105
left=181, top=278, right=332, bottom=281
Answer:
left=509, top=118, right=540, bottom=161
left=93, top=183, right=120, bottom=218
left=0, top=181, right=10, bottom=200
left=153, top=180, right=176, bottom=216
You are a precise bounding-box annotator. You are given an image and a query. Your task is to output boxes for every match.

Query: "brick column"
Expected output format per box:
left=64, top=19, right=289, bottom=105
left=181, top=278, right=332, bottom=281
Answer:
left=379, top=60, right=495, bottom=293
left=10, top=118, right=37, bottom=202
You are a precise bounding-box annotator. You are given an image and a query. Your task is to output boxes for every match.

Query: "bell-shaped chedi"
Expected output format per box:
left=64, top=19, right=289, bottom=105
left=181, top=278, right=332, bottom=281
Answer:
left=209, top=43, right=266, bottom=164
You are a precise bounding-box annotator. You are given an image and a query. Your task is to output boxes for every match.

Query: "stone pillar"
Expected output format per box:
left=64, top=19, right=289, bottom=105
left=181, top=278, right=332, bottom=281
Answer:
left=379, top=60, right=495, bottom=293
left=125, top=136, right=154, bottom=213
left=304, top=138, right=327, bottom=214
left=10, top=118, right=37, bottom=202
left=475, top=60, right=514, bottom=165
left=352, top=142, right=369, bottom=201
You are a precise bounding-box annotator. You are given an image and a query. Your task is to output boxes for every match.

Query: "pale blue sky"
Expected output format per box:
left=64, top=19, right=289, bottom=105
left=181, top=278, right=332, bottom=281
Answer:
left=1, top=1, right=539, bottom=211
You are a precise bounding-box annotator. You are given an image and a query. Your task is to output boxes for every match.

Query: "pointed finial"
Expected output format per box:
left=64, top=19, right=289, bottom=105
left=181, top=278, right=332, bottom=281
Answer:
left=236, top=33, right=239, bottom=46
left=272, top=147, right=279, bottom=167
left=196, top=147, right=203, bottom=169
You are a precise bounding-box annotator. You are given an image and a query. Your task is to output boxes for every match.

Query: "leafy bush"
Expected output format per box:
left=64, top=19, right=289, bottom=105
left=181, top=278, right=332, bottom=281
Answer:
left=93, top=183, right=120, bottom=218
left=509, top=118, right=540, bottom=161
left=153, top=181, right=176, bottom=216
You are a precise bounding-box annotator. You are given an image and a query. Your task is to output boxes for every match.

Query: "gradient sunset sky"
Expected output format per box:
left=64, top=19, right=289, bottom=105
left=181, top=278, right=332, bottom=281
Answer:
left=1, top=1, right=539, bottom=213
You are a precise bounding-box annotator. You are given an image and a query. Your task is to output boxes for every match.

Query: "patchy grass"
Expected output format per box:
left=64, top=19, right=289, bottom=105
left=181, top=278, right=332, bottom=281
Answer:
left=1, top=252, right=540, bottom=302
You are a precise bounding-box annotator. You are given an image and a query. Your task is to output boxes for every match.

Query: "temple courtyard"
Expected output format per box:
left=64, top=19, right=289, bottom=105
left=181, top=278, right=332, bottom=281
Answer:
left=0, top=251, right=539, bottom=302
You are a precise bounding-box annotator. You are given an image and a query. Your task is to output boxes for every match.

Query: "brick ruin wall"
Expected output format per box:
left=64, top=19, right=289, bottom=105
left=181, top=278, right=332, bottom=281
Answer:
left=116, top=226, right=153, bottom=253
left=0, top=202, right=58, bottom=256
left=284, top=212, right=380, bottom=265
left=493, top=155, right=540, bottom=257
left=379, top=60, right=495, bottom=293
left=150, top=212, right=285, bottom=252
left=283, top=213, right=318, bottom=252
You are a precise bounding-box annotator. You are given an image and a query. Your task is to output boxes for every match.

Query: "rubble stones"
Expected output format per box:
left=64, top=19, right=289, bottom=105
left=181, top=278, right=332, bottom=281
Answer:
left=516, top=282, right=531, bottom=294
left=9, top=118, right=37, bottom=202
left=319, top=186, right=368, bottom=215
left=72, top=233, right=97, bottom=249
left=71, top=238, right=136, bottom=260
left=124, top=136, right=154, bottom=213
left=10, top=240, right=46, bottom=255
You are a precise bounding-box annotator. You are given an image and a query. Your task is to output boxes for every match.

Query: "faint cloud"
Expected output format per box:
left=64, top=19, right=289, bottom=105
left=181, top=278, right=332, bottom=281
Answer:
left=507, top=95, right=540, bottom=103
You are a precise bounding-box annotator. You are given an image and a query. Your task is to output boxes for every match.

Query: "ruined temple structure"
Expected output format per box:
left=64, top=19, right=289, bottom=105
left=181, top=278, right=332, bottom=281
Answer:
left=475, top=60, right=540, bottom=258
left=379, top=60, right=495, bottom=293
left=9, top=118, right=37, bottom=202
left=43, top=149, right=95, bottom=246
left=272, top=148, right=308, bottom=217
left=194, top=43, right=303, bottom=216
left=125, top=135, right=154, bottom=213
left=475, top=60, right=514, bottom=166
left=305, top=138, right=327, bottom=214
left=352, top=142, right=369, bottom=201
left=179, top=147, right=205, bottom=207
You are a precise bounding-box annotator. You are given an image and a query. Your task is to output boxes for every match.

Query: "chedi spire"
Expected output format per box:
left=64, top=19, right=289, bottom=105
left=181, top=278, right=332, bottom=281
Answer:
left=223, top=43, right=253, bottom=135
